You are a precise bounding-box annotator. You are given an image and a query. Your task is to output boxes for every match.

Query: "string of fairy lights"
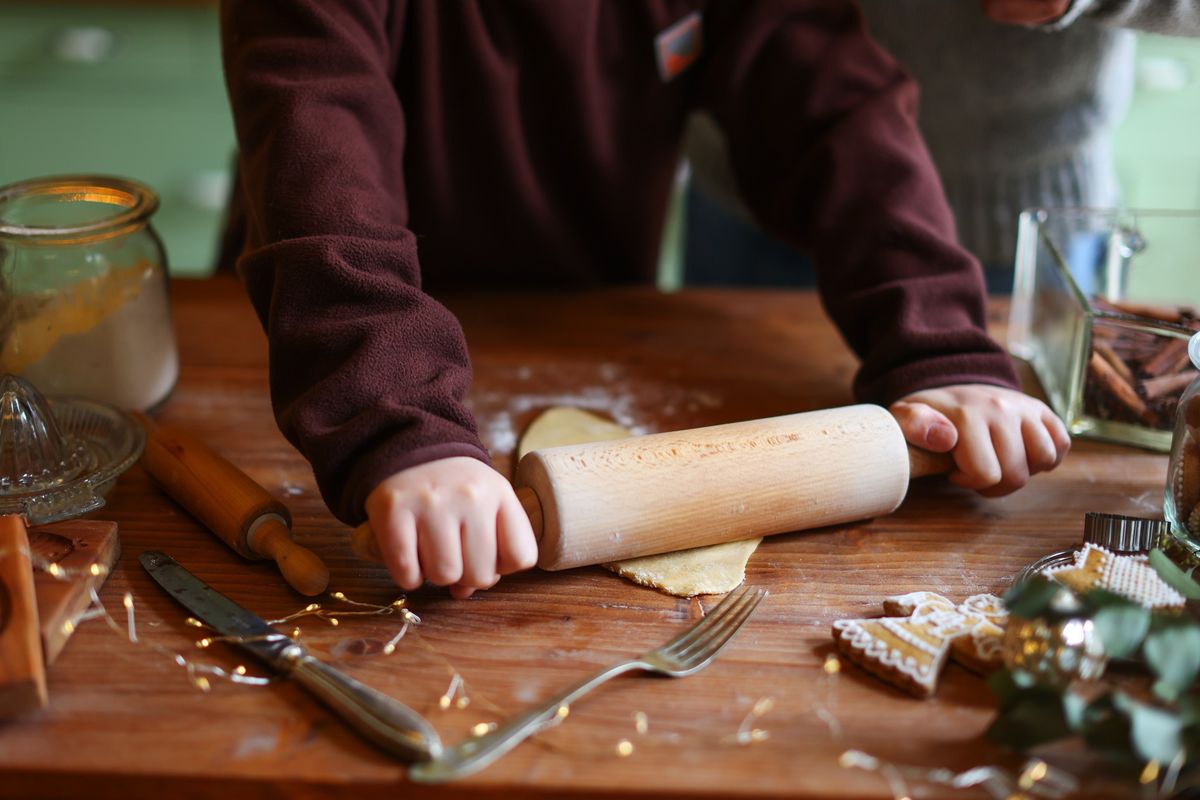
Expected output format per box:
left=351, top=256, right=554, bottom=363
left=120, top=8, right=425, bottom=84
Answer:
left=11, top=542, right=1090, bottom=797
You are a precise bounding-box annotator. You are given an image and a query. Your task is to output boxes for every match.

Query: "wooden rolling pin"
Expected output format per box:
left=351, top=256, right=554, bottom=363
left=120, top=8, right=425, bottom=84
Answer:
left=352, top=404, right=950, bottom=571
left=134, top=414, right=329, bottom=596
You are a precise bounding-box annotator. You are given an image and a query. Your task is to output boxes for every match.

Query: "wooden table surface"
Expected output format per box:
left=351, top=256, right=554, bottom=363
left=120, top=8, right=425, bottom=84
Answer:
left=0, top=275, right=1159, bottom=799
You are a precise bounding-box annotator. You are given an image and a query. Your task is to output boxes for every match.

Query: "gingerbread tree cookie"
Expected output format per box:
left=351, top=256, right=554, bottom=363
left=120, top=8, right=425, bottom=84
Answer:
left=1042, top=543, right=1185, bottom=609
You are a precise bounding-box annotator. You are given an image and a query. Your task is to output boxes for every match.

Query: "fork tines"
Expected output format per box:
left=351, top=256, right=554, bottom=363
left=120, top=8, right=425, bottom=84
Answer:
left=661, top=585, right=767, bottom=658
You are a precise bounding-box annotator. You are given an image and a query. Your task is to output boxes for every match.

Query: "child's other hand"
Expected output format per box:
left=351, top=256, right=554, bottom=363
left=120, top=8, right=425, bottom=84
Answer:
left=889, top=384, right=1070, bottom=497
left=364, top=457, right=538, bottom=598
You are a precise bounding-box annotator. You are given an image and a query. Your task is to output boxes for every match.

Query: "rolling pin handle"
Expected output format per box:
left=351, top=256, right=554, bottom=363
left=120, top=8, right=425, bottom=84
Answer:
left=248, top=517, right=330, bottom=597
left=515, top=487, right=544, bottom=541
left=907, top=446, right=955, bottom=479
left=134, top=411, right=332, bottom=597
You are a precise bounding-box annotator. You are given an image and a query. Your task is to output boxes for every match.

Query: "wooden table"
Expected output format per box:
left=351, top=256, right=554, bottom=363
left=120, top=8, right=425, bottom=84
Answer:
left=0, top=275, right=1158, bottom=799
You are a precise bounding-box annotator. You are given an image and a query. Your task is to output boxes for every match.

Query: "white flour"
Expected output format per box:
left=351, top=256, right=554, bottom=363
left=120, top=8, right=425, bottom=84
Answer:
left=9, top=261, right=178, bottom=411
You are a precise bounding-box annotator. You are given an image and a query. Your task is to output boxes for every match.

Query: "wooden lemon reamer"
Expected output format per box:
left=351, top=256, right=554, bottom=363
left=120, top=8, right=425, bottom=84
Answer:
left=350, top=404, right=952, bottom=571
left=134, top=413, right=330, bottom=596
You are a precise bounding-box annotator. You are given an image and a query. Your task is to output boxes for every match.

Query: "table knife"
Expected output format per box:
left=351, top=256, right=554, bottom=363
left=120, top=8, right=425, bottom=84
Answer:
left=139, top=550, right=441, bottom=761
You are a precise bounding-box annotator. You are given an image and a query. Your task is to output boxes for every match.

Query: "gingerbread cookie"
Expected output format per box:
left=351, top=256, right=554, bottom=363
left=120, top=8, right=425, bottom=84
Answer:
left=832, top=592, right=1007, bottom=698
left=1042, top=543, right=1185, bottom=609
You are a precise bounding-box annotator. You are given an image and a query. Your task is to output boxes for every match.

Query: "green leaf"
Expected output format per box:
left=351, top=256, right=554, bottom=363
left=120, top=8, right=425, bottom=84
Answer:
left=1178, top=694, right=1200, bottom=725
left=1093, top=604, right=1151, bottom=659
left=1129, top=701, right=1184, bottom=765
left=1063, top=691, right=1088, bottom=731
left=986, top=689, right=1073, bottom=750
left=1086, top=589, right=1138, bottom=610
left=986, top=669, right=1036, bottom=706
left=1004, top=576, right=1067, bottom=619
left=1150, top=549, right=1200, bottom=600
left=1082, top=693, right=1135, bottom=761
left=1145, top=624, right=1200, bottom=702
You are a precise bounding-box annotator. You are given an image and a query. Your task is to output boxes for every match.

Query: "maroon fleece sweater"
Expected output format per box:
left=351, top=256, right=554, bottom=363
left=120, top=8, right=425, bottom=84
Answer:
left=219, top=0, right=1020, bottom=525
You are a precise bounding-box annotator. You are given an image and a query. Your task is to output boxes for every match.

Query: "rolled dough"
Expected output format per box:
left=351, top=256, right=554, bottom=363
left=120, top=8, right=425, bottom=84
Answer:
left=517, top=407, right=761, bottom=597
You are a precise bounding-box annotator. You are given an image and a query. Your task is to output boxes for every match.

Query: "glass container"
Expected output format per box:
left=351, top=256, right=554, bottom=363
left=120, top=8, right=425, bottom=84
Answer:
left=0, top=373, right=143, bottom=524
left=1009, top=208, right=1200, bottom=451
left=0, top=175, right=178, bottom=411
left=1165, top=332, right=1200, bottom=553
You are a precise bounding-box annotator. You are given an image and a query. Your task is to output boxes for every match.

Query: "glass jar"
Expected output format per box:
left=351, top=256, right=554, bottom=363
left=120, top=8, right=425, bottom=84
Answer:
left=1165, top=332, right=1200, bottom=550
left=0, top=175, right=178, bottom=411
left=1008, top=208, right=1200, bottom=451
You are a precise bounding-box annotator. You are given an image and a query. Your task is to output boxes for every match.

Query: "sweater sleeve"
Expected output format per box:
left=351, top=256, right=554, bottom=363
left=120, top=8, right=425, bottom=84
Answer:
left=221, top=0, right=489, bottom=525
left=1052, top=0, right=1200, bottom=34
left=697, top=0, right=1020, bottom=404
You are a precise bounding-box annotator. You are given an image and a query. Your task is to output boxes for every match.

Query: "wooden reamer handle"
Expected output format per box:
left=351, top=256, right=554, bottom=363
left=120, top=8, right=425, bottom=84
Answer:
left=0, top=514, right=48, bottom=715
left=134, top=413, right=329, bottom=596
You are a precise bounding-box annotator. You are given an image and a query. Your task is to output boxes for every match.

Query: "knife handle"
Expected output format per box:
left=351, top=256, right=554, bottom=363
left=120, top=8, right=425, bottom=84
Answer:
left=134, top=412, right=330, bottom=596
left=288, top=653, right=442, bottom=761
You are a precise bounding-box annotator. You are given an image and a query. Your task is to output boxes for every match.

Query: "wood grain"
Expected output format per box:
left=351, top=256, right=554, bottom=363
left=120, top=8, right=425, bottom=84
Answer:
left=0, top=275, right=1144, bottom=799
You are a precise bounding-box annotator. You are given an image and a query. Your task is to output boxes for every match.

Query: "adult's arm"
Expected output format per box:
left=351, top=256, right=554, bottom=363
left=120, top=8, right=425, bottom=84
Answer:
left=221, top=0, right=488, bottom=524
left=697, top=0, right=1020, bottom=404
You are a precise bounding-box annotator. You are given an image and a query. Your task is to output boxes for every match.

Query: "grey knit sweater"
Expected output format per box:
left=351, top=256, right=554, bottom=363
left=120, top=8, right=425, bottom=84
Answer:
left=688, top=0, right=1200, bottom=270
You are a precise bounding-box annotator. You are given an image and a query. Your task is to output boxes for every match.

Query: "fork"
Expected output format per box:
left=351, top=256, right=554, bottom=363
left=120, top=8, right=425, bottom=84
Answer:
left=409, top=585, right=767, bottom=783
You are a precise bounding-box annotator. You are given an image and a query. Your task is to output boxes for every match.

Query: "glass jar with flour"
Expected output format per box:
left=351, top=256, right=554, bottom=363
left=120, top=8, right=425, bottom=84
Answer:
left=0, top=175, right=178, bottom=410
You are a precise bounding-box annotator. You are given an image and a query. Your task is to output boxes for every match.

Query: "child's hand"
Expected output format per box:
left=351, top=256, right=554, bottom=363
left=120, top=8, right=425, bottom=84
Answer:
left=889, top=384, right=1070, bottom=497
left=364, top=457, right=538, bottom=599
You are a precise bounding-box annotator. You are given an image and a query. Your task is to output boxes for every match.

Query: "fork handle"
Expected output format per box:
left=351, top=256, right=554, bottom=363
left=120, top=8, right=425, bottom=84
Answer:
left=409, top=659, right=648, bottom=783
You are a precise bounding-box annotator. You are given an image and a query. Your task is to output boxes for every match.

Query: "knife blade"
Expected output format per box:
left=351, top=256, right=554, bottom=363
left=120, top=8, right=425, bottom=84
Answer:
left=139, top=550, right=442, bottom=761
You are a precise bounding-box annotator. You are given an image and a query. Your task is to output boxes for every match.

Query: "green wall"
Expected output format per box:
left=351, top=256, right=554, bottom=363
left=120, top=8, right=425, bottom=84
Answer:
left=0, top=3, right=234, bottom=277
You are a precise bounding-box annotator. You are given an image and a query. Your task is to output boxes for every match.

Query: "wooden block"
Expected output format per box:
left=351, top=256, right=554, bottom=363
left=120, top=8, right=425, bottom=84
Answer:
left=0, top=514, right=48, bottom=715
left=29, top=519, right=121, bottom=664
